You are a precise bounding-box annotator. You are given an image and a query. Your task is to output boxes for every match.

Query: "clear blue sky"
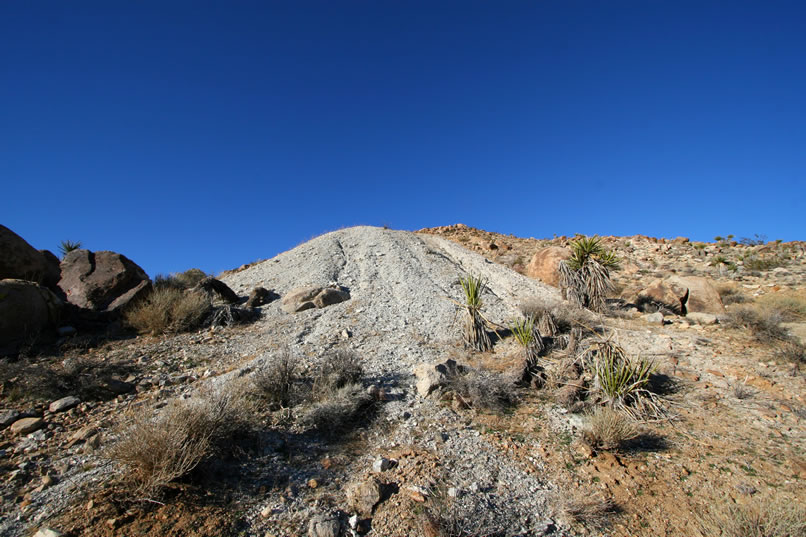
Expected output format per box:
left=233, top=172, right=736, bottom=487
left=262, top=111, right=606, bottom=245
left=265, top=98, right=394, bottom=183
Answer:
left=2, top=1, right=804, bottom=277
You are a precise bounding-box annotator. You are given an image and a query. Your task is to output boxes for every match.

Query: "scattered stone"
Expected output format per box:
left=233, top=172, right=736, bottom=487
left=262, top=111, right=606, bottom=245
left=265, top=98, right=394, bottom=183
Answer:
left=308, top=514, right=341, bottom=537
left=102, top=379, right=135, bottom=395
left=686, top=312, right=718, bottom=325
left=195, top=277, right=240, bottom=304
left=346, top=478, right=384, bottom=517
left=10, top=417, right=45, bottom=435
left=0, top=410, right=22, bottom=429
left=413, top=359, right=465, bottom=397
left=642, top=312, right=664, bottom=325
left=245, top=286, right=278, bottom=308
left=33, top=529, right=63, bottom=537
left=372, top=457, right=395, bottom=473
left=406, top=485, right=429, bottom=502
left=68, top=426, right=98, bottom=444
left=49, top=396, right=80, bottom=414
left=281, top=286, right=350, bottom=313
left=447, top=487, right=462, bottom=498
left=308, top=478, right=320, bottom=488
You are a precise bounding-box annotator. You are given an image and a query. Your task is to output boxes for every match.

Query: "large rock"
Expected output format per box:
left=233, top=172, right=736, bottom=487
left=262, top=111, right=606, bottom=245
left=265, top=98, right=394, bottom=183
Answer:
left=0, top=225, right=61, bottom=289
left=58, top=250, right=150, bottom=311
left=346, top=478, right=384, bottom=517
left=308, top=514, right=341, bottom=537
left=10, top=416, right=45, bottom=435
left=0, top=279, right=63, bottom=355
left=281, top=286, right=350, bottom=313
left=627, top=276, right=724, bottom=315
left=413, top=359, right=465, bottom=397
left=526, top=247, right=572, bottom=287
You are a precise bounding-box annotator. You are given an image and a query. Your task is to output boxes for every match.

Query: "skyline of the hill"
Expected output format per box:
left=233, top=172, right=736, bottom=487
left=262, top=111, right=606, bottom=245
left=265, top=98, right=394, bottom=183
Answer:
left=3, top=2, right=804, bottom=277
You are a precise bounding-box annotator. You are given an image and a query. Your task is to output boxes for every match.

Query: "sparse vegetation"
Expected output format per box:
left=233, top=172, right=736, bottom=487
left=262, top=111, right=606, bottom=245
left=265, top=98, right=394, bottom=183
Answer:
left=699, top=495, right=806, bottom=537
left=109, top=381, right=255, bottom=498
left=582, top=338, right=662, bottom=418
left=585, top=406, right=638, bottom=451
left=154, top=268, right=210, bottom=290
left=560, top=489, right=618, bottom=529
left=726, top=306, right=790, bottom=342
left=558, top=235, right=619, bottom=313
left=443, top=366, right=517, bottom=412
left=124, top=287, right=211, bottom=334
left=58, top=239, right=82, bottom=257
left=757, top=292, right=806, bottom=321
left=457, top=274, right=492, bottom=351
left=252, top=350, right=299, bottom=409
left=716, top=284, right=749, bottom=305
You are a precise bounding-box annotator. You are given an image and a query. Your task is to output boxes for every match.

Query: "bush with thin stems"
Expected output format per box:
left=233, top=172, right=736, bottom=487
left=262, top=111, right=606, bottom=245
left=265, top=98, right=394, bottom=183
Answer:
left=457, top=274, right=492, bottom=352
left=511, top=316, right=542, bottom=379
left=124, top=287, right=211, bottom=334
left=558, top=236, right=619, bottom=313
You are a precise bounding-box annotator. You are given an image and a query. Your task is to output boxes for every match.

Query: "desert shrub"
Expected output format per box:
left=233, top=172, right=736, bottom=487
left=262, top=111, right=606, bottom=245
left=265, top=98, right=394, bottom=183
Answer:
left=584, top=406, right=638, bottom=451
left=558, top=236, right=619, bottom=313
left=699, top=495, right=806, bottom=537
left=457, top=274, right=492, bottom=352
left=511, top=316, right=542, bottom=370
left=559, top=490, right=617, bottom=529
left=717, top=284, right=749, bottom=305
left=773, top=341, right=806, bottom=364
left=726, top=306, right=790, bottom=342
left=109, top=381, right=255, bottom=498
left=312, top=349, right=363, bottom=401
left=757, top=293, right=806, bottom=321
left=253, top=350, right=300, bottom=409
left=154, top=268, right=209, bottom=290
left=125, top=287, right=211, bottom=334
left=418, top=486, right=508, bottom=537
left=443, top=367, right=517, bottom=412
left=582, top=339, right=661, bottom=419
left=301, top=383, right=374, bottom=436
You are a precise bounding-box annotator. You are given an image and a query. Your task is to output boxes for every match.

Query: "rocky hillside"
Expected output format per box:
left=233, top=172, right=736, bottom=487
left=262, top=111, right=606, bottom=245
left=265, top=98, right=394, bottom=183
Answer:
left=1, top=225, right=804, bottom=537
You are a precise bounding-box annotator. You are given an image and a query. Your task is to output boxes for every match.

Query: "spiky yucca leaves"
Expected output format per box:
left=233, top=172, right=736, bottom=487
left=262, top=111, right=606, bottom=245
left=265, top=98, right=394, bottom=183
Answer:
left=559, top=235, right=619, bottom=313
left=511, top=317, right=543, bottom=378
left=582, top=339, right=662, bottom=419
left=58, top=239, right=82, bottom=258
left=458, top=274, right=492, bottom=352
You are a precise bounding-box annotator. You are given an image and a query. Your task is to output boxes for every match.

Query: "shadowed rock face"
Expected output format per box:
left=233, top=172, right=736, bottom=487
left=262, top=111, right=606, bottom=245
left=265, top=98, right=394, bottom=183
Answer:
left=0, top=225, right=61, bottom=290
left=58, top=250, right=151, bottom=311
left=0, top=279, right=63, bottom=356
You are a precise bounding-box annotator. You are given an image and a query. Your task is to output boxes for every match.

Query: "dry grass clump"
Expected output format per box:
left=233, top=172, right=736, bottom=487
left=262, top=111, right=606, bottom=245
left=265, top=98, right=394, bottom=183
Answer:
left=109, top=381, right=255, bottom=498
left=417, top=487, right=508, bottom=537
left=699, top=495, right=806, bottom=537
left=124, top=287, right=211, bottom=335
left=443, top=367, right=517, bottom=413
left=757, top=292, right=806, bottom=321
left=584, top=406, right=638, bottom=451
left=716, top=284, right=749, bottom=305
left=559, top=490, right=617, bottom=529
left=253, top=350, right=299, bottom=409
left=301, top=383, right=374, bottom=436
left=726, top=306, right=790, bottom=342
left=312, top=349, right=363, bottom=400
left=154, top=268, right=209, bottom=290
left=773, top=340, right=806, bottom=364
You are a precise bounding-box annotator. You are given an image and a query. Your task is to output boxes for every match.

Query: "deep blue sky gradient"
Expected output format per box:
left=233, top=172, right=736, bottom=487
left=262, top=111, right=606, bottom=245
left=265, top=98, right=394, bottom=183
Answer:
left=2, top=1, right=804, bottom=277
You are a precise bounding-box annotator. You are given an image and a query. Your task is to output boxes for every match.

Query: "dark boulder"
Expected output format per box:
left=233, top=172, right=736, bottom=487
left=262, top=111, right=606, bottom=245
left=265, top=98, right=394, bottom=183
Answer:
left=0, top=279, right=63, bottom=355
left=0, top=225, right=61, bottom=289
left=58, top=250, right=151, bottom=312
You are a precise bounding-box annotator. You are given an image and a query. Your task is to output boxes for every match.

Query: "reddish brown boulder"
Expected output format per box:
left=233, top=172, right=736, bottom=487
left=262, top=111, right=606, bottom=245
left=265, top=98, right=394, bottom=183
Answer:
left=626, top=275, right=725, bottom=315
left=525, top=246, right=572, bottom=287
left=58, top=250, right=150, bottom=311
left=0, top=225, right=61, bottom=289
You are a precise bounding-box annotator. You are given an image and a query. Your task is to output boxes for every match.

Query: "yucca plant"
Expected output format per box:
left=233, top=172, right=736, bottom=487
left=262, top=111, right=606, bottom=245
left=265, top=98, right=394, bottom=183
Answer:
left=458, top=274, right=492, bottom=352
left=511, top=316, right=543, bottom=378
left=582, top=339, right=662, bottom=419
left=58, top=239, right=83, bottom=258
left=558, top=235, right=619, bottom=313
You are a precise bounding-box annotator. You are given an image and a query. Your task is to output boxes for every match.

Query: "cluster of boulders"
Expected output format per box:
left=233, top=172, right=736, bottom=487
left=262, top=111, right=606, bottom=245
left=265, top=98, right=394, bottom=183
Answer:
left=525, top=245, right=725, bottom=323
left=1, top=225, right=354, bottom=355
